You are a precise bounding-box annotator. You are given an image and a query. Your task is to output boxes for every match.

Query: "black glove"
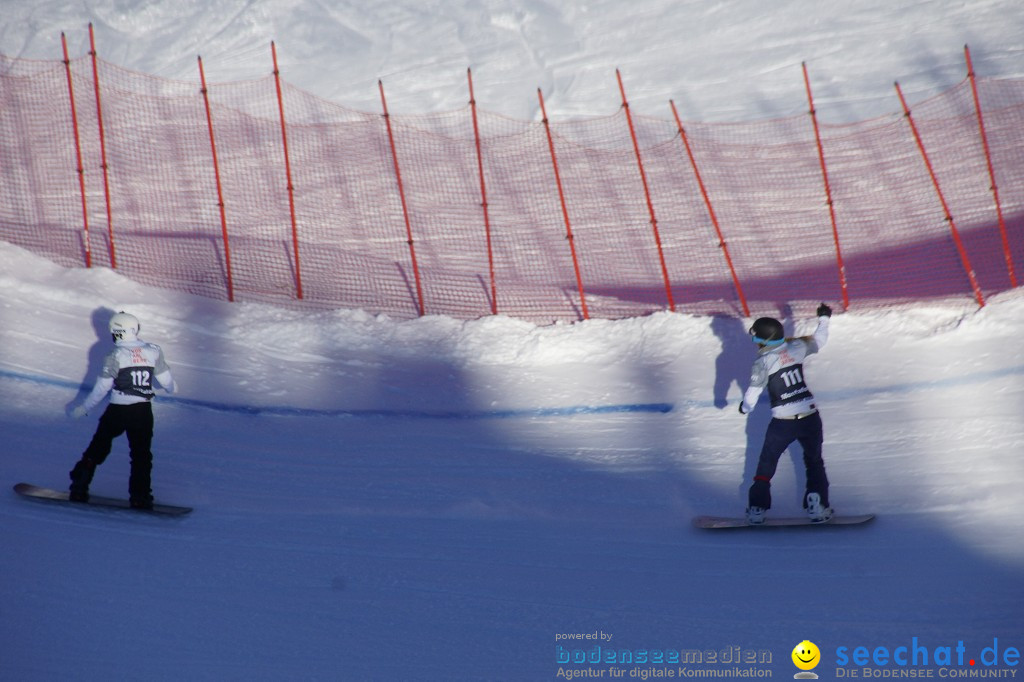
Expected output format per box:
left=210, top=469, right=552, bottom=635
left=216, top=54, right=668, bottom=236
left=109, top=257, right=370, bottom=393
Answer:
left=816, top=302, right=832, bottom=318
left=738, top=402, right=749, bottom=415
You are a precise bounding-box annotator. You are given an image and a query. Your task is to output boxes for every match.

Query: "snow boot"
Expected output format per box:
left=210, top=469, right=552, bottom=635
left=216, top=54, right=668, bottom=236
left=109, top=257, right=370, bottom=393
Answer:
left=68, top=457, right=96, bottom=503
left=130, top=495, right=154, bottom=510
left=805, top=492, right=833, bottom=523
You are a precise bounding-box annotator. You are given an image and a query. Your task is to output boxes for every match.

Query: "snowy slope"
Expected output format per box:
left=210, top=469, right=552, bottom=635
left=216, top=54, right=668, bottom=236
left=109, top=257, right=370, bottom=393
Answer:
left=2, top=240, right=1022, bottom=679
left=3, top=0, right=1024, bottom=122
left=2, top=0, right=1024, bottom=680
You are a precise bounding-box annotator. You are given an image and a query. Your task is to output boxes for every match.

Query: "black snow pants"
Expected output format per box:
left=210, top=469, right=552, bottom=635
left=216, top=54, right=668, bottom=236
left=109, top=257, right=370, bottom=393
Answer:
left=747, top=411, right=829, bottom=510
left=70, top=402, right=154, bottom=502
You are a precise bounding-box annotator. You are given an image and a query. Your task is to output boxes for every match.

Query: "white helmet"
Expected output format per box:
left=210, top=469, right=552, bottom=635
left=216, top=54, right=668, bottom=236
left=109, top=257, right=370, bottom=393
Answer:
left=109, top=311, right=140, bottom=342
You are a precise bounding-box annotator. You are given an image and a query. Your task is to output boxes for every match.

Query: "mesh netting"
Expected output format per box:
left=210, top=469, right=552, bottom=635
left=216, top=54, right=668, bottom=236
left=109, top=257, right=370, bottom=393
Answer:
left=1, top=52, right=1021, bottom=323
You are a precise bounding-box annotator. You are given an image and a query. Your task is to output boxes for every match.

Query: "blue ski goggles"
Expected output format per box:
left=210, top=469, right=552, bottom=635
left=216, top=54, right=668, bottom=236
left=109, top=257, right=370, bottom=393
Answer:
left=749, top=327, right=785, bottom=346
left=751, top=336, right=785, bottom=346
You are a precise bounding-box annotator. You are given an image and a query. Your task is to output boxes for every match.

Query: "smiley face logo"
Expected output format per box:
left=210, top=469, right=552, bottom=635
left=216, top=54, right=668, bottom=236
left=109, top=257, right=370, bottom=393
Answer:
left=792, top=640, right=821, bottom=671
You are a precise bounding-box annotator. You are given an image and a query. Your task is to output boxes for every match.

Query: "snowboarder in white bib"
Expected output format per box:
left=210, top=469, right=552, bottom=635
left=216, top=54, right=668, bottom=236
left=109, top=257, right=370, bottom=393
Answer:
left=68, top=312, right=176, bottom=509
left=739, top=303, right=833, bottom=525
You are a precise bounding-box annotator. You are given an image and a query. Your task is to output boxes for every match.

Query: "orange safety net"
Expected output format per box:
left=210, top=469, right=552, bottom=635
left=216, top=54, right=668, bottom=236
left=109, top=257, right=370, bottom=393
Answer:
left=1, top=51, right=1021, bottom=323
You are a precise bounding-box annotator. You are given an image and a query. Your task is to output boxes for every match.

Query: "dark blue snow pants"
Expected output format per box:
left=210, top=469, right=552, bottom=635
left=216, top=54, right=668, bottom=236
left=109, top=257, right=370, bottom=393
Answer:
left=747, top=411, right=829, bottom=510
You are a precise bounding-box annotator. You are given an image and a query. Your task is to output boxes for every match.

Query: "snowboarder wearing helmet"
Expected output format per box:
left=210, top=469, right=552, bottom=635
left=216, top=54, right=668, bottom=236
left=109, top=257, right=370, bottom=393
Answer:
left=68, top=311, right=176, bottom=509
left=739, top=303, right=833, bottom=524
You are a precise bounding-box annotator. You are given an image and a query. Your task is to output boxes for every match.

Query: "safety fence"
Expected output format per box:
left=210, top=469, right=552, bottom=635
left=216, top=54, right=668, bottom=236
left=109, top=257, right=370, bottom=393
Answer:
left=1, top=35, right=1021, bottom=323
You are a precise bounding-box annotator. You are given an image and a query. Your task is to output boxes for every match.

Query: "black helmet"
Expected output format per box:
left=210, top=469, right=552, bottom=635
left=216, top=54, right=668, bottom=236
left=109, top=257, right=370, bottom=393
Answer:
left=749, top=317, right=784, bottom=346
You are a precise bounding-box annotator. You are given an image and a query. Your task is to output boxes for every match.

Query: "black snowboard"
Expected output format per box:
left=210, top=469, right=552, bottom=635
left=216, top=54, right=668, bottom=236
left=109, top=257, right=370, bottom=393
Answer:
left=14, top=483, right=192, bottom=516
left=694, top=513, right=874, bottom=529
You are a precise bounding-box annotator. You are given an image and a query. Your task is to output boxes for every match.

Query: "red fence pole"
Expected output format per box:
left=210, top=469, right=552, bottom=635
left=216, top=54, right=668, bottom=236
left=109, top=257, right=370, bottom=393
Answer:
left=467, top=68, right=498, bottom=315
left=669, top=100, right=749, bottom=317
left=894, top=81, right=985, bottom=308
left=964, top=45, right=1017, bottom=288
left=538, top=88, right=589, bottom=321
left=198, top=56, right=236, bottom=303
left=271, top=42, right=304, bottom=300
left=802, top=62, right=850, bottom=311
left=88, top=23, right=116, bottom=269
left=616, top=69, right=675, bottom=313
left=61, top=33, right=92, bottom=268
left=378, top=80, right=426, bottom=317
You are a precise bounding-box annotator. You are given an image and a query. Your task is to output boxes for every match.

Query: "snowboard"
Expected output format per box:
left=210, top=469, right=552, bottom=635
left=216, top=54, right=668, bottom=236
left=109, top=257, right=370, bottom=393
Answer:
left=694, top=513, right=874, bottom=529
left=14, top=483, right=192, bottom=516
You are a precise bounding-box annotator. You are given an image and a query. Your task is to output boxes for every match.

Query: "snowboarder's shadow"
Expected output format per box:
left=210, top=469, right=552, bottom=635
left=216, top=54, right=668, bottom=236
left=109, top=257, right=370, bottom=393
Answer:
left=710, top=314, right=748, bottom=410
left=65, top=306, right=116, bottom=415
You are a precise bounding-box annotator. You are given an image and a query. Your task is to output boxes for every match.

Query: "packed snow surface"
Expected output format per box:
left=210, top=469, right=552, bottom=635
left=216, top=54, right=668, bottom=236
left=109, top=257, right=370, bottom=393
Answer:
left=3, top=0, right=1024, bottom=122
left=1, top=0, right=1023, bottom=679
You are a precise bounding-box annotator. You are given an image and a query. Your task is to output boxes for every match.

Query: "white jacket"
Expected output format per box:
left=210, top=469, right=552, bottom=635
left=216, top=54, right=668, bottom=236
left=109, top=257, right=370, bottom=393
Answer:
left=80, top=339, right=176, bottom=413
left=740, top=316, right=829, bottom=418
